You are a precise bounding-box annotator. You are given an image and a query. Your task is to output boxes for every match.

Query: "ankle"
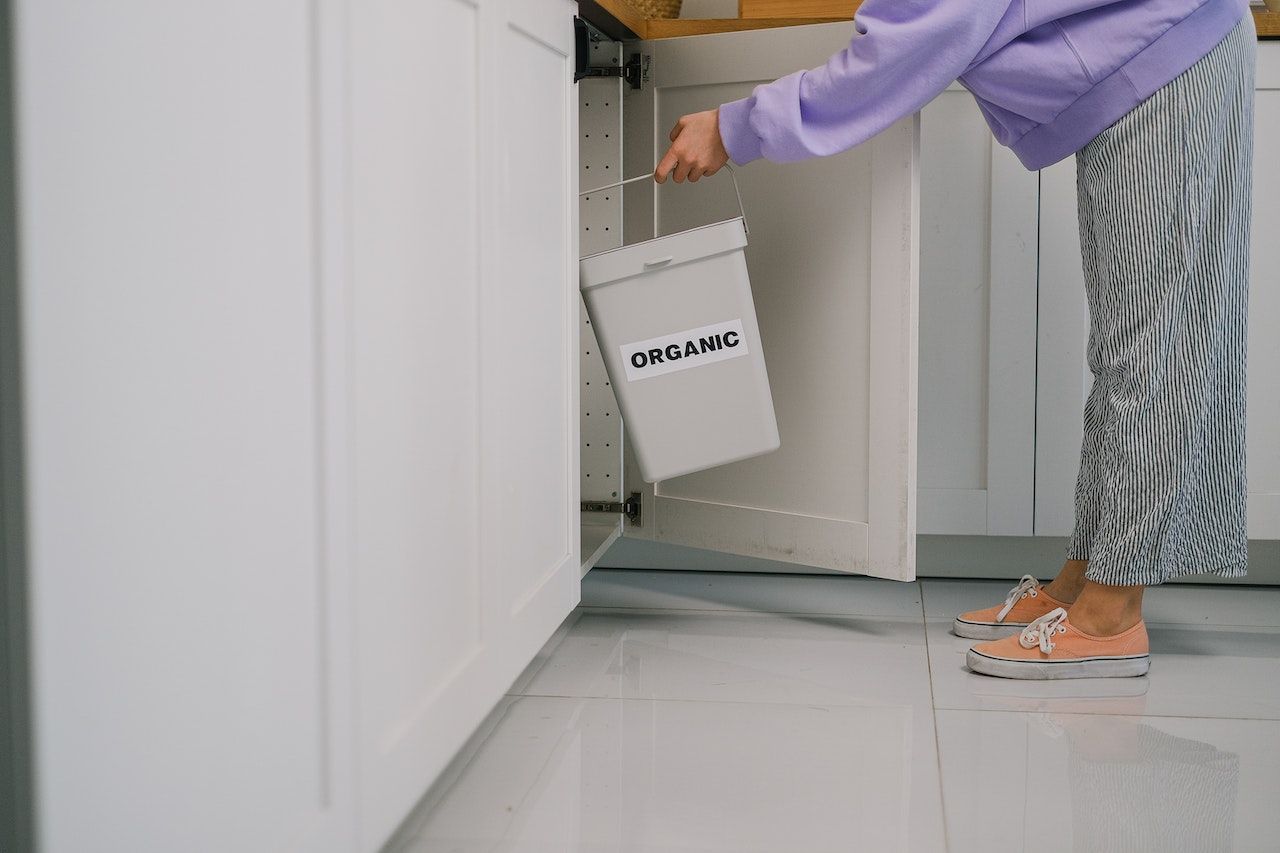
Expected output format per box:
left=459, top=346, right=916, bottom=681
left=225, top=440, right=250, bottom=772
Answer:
left=1042, top=577, right=1083, bottom=605
left=1067, top=608, right=1142, bottom=637
left=1066, top=581, right=1145, bottom=636
left=1042, top=560, right=1089, bottom=604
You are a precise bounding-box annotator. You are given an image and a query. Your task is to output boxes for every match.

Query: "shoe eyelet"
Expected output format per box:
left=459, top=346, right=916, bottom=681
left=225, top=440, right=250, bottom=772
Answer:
left=1058, top=626, right=1066, bottom=634
left=1030, top=590, right=1038, bottom=597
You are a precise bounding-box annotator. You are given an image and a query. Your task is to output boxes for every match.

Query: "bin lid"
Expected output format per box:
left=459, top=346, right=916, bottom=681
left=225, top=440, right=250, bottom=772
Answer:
left=579, top=218, right=747, bottom=292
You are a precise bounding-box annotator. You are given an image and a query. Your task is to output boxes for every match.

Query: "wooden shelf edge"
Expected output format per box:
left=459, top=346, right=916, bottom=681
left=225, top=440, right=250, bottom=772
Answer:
left=646, top=16, right=847, bottom=38
left=1256, top=9, right=1280, bottom=38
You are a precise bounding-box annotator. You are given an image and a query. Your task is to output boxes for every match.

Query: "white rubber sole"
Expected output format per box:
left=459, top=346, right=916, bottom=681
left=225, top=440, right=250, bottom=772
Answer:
left=966, top=648, right=1151, bottom=680
left=952, top=617, right=1028, bottom=641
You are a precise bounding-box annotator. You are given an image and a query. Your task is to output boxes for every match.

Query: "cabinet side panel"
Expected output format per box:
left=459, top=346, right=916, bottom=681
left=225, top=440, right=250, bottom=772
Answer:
left=579, top=43, right=625, bottom=566
left=0, top=0, right=34, bottom=846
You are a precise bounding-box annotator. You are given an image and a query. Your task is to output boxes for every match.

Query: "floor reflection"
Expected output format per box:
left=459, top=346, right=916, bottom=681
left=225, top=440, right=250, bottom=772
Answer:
left=1057, top=715, right=1240, bottom=853
left=404, top=694, right=943, bottom=852
left=938, top=707, right=1271, bottom=853
left=396, top=579, right=1280, bottom=853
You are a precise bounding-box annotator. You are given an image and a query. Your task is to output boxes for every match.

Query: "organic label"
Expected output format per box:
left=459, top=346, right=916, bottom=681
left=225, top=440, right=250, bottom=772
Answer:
left=620, top=319, right=749, bottom=382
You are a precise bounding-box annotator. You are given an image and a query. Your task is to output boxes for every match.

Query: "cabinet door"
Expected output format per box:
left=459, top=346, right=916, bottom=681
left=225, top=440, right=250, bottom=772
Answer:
left=917, top=85, right=1039, bottom=536
left=1035, top=45, right=1280, bottom=541
left=620, top=23, right=919, bottom=580
left=345, top=0, right=580, bottom=848
left=1033, top=156, right=1088, bottom=537
left=16, top=3, right=346, bottom=851
left=1248, top=43, right=1280, bottom=539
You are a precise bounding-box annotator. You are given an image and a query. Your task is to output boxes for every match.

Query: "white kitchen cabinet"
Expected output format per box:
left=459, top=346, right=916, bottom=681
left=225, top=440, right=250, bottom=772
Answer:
left=578, top=22, right=921, bottom=580
left=1034, top=41, right=1280, bottom=542
left=14, top=0, right=581, bottom=851
left=916, top=85, right=1038, bottom=536
left=10, top=6, right=920, bottom=852
left=917, top=47, right=1280, bottom=547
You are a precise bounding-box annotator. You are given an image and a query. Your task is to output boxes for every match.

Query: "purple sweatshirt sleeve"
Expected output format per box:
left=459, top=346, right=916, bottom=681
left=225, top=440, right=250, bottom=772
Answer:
left=718, top=0, right=1016, bottom=164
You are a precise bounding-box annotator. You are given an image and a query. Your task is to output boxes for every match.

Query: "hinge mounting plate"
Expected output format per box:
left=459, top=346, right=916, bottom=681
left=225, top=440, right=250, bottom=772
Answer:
left=581, top=492, right=642, bottom=526
left=573, top=17, right=648, bottom=90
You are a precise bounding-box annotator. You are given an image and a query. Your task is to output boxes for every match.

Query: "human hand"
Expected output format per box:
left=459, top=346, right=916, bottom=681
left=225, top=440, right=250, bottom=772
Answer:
left=654, top=108, right=729, bottom=184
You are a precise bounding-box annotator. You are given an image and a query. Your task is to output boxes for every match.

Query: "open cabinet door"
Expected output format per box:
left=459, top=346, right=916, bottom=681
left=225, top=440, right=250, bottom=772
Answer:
left=620, top=23, right=919, bottom=581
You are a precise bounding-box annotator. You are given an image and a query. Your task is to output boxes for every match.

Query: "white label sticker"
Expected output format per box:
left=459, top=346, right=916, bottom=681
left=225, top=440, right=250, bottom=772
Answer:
left=620, top=319, right=749, bottom=382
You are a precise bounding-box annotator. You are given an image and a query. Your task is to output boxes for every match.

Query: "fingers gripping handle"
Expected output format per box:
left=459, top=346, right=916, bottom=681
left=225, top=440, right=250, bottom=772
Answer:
left=578, top=164, right=749, bottom=236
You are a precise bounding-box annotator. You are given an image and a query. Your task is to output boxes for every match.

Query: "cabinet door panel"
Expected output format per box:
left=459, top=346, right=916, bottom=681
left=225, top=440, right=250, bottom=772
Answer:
left=623, top=24, right=918, bottom=579
left=1248, top=44, right=1280, bottom=539
left=347, top=0, right=579, bottom=847
left=17, top=3, right=342, bottom=850
left=917, top=86, right=1038, bottom=536
left=1033, top=158, right=1088, bottom=537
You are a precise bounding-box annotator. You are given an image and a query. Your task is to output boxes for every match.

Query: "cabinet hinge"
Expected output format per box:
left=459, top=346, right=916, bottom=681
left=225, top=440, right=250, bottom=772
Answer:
left=580, top=492, right=642, bottom=526
left=574, top=17, right=648, bottom=90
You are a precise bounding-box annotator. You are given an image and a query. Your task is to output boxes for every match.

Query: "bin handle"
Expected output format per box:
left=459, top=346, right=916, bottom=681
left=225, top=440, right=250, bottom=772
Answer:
left=578, top=163, right=749, bottom=236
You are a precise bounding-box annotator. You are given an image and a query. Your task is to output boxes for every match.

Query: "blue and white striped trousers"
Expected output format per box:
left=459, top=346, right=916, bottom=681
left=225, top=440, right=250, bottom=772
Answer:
left=1067, top=15, right=1255, bottom=587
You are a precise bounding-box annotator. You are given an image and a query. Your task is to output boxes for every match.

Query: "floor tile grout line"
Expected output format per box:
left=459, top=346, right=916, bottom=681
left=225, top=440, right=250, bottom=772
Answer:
left=502, top=690, right=936, bottom=711
left=917, top=579, right=953, bottom=853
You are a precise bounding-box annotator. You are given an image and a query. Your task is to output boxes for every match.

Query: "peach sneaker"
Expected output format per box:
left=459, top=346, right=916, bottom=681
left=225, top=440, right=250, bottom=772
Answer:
left=952, top=574, right=1071, bottom=640
left=966, top=607, right=1151, bottom=680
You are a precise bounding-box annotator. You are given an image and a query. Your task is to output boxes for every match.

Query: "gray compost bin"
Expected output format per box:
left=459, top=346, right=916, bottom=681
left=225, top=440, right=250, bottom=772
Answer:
left=579, top=169, right=780, bottom=483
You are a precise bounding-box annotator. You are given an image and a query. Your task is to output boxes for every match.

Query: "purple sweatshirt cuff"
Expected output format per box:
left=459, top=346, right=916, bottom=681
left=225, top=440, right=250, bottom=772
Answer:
left=718, top=97, right=764, bottom=165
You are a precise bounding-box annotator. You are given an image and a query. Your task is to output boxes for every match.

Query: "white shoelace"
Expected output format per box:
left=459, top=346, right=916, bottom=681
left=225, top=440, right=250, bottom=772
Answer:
left=995, top=574, right=1042, bottom=622
left=1019, top=607, right=1070, bottom=654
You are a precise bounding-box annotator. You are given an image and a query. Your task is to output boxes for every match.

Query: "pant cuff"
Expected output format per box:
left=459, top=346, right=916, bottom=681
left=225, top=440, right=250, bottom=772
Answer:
left=1083, top=555, right=1249, bottom=587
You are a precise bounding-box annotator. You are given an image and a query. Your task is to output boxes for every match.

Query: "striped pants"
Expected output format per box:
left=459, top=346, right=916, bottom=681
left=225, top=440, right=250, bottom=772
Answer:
left=1067, top=15, right=1255, bottom=587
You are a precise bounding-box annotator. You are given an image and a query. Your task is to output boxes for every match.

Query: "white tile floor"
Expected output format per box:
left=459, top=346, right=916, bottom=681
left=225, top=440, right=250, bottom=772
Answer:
left=393, top=571, right=1280, bottom=853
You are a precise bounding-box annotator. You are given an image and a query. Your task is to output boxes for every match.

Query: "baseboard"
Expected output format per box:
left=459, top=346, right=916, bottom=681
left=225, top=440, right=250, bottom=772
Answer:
left=594, top=535, right=1280, bottom=586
